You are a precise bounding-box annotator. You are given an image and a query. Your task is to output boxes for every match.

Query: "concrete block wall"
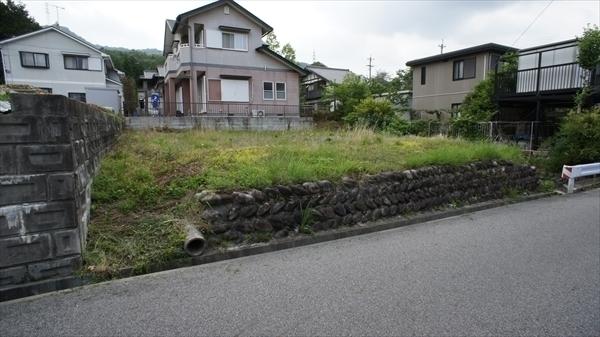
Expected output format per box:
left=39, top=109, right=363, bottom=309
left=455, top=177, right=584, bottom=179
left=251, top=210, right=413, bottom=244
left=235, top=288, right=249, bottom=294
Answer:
left=0, top=94, right=122, bottom=300
left=125, top=116, right=314, bottom=131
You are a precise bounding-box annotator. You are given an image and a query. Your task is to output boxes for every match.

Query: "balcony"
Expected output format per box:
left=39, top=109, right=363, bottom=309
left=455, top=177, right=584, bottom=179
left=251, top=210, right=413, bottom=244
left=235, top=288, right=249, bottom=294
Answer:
left=306, top=89, right=322, bottom=100
left=495, top=62, right=591, bottom=98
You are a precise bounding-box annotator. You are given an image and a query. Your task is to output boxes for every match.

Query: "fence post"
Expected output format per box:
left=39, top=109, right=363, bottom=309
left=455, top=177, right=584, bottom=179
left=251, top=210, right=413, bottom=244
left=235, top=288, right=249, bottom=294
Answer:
left=428, top=121, right=431, bottom=137
left=489, top=122, right=493, bottom=140
left=529, top=121, right=535, bottom=152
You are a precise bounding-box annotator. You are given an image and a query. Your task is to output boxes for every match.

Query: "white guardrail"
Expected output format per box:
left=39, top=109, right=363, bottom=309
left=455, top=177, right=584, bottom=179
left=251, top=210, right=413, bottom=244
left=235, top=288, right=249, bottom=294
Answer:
left=561, top=163, right=600, bottom=193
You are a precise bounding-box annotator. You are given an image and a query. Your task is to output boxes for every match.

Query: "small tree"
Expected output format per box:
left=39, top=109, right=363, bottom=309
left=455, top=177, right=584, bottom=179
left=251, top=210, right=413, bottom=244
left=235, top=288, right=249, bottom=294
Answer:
left=458, top=77, right=496, bottom=121
left=264, top=32, right=280, bottom=51
left=344, top=97, right=396, bottom=130
left=575, top=25, right=600, bottom=111
left=121, top=76, right=138, bottom=116
left=281, top=43, right=296, bottom=63
left=322, top=73, right=370, bottom=119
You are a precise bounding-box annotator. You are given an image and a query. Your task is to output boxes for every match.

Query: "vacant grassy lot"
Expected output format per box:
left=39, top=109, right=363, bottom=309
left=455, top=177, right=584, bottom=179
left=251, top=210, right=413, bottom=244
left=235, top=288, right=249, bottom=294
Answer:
left=85, top=128, right=525, bottom=278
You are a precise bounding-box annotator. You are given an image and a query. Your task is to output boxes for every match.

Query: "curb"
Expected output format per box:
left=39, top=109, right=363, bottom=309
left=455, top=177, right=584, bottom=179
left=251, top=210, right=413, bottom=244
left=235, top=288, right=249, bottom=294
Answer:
left=0, top=191, right=557, bottom=303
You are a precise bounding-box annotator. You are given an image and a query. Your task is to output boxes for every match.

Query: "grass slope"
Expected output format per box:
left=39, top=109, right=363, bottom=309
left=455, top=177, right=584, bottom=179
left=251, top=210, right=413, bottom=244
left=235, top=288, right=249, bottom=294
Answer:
left=85, top=128, right=524, bottom=277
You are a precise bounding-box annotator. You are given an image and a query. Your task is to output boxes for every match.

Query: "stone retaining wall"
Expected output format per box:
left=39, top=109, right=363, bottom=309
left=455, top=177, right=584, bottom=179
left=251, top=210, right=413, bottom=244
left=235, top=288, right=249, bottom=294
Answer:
left=125, top=116, right=313, bottom=131
left=0, top=94, right=122, bottom=299
left=199, top=161, right=539, bottom=242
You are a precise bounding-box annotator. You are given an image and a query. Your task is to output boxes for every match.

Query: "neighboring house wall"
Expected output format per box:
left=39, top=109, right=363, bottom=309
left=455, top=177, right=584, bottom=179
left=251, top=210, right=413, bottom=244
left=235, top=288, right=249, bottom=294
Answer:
left=0, top=28, right=122, bottom=112
left=411, top=52, right=498, bottom=112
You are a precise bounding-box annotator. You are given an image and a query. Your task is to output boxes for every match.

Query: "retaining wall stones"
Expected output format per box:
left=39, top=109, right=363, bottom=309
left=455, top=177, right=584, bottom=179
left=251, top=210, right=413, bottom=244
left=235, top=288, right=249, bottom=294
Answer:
left=199, top=161, right=539, bottom=243
left=125, top=116, right=313, bottom=131
left=0, top=94, right=122, bottom=299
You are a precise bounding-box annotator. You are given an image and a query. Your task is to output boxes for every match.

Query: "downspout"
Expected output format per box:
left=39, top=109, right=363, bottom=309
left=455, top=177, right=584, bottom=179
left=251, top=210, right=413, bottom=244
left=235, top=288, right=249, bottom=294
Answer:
left=188, top=23, right=195, bottom=115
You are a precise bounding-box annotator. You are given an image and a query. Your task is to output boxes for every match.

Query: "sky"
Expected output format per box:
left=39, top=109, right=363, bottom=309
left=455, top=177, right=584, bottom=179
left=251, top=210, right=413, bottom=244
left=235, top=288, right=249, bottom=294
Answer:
left=21, top=0, right=600, bottom=76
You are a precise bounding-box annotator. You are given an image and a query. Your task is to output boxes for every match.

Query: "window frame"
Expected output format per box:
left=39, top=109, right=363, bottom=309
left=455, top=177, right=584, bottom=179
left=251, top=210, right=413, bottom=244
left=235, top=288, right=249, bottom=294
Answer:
left=19, top=51, right=49, bottom=69
left=63, top=54, right=89, bottom=71
left=453, top=57, right=476, bottom=81
left=275, top=82, right=286, bottom=100
left=420, top=66, right=426, bottom=85
left=68, top=92, right=86, bottom=103
left=221, top=32, right=235, bottom=49
left=263, top=81, right=274, bottom=100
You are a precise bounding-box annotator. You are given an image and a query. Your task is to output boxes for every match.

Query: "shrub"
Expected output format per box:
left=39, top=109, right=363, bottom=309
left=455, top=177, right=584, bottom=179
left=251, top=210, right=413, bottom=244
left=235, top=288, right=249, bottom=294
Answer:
left=547, top=108, right=600, bottom=171
left=344, top=97, right=396, bottom=130
left=450, top=117, right=486, bottom=140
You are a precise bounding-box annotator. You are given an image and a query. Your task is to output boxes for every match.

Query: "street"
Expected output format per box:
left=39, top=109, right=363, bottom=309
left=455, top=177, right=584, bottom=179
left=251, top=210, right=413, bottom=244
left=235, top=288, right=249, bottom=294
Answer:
left=1, top=189, right=599, bottom=336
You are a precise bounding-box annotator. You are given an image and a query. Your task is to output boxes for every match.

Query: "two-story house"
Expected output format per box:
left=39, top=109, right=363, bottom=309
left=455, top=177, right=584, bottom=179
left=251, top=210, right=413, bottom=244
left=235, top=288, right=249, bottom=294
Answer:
left=406, top=43, right=516, bottom=119
left=0, top=25, right=123, bottom=112
left=494, top=39, right=598, bottom=122
left=301, top=65, right=351, bottom=106
left=162, top=0, right=307, bottom=116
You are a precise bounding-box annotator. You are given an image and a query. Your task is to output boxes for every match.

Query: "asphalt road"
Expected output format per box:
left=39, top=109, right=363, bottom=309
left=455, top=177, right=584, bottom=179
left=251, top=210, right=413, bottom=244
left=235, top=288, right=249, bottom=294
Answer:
left=1, top=190, right=599, bottom=336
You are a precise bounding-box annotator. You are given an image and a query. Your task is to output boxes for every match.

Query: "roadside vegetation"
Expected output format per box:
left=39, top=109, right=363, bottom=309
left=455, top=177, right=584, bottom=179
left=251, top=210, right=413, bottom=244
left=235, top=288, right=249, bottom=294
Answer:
left=85, top=128, right=525, bottom=278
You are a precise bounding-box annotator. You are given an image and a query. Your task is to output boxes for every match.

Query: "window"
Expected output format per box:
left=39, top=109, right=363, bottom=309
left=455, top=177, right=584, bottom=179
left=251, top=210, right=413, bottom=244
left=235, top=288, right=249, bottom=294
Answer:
left=453, top=58, right=476, bottom=80
left=39, top=88, right=52, bottom=93
left=263, top=82, right=274, bottom=100
left=221, top=79, right=249, bottom=102
left=420, top=66, right=426, bottom=85
left=222, top=32, right=235, bottom=49
left=64, top=55, right=88, bottom=70
left=19, top=51, right=49, bottom=68
left=208, top=79, right=222, bottom=101
left=451, top=103, right=462, bottom=117
left=68, top=93, right=86, bottom=103
left=275, top=82, right=286, bottom=100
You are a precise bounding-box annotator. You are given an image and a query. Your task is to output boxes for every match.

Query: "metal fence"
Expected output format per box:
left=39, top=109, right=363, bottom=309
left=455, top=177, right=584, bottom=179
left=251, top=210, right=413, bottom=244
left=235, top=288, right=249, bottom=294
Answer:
left=406, top=121, right=558, bottom=151
left=132, top=102, right=315, bottom=118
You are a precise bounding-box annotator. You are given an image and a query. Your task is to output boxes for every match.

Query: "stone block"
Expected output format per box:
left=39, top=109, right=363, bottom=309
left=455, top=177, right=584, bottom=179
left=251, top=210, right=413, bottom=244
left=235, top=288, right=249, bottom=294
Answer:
left=47, top=173, right=75, bottom=201
left=53, top=229, right=81, bottom=256
left=0, top=146, right=16, bottom=175
left=27, top=256, right=81, bottom=281
left=0, top=115, right=42, bottom=143
left=0, top=266, right=27, bottom=286
left=22, top=201, right=76, bottom=233
left=0, top=174, right=47, bottom=206
left=0, top=233, right=52, bottom=268
left=17, top=144, right=74, bottom=173
left=42, top=117, right=69, bottom=143
left=0, top=205, right=23, bottom=237
left=9, top=94, right=67, bottom=117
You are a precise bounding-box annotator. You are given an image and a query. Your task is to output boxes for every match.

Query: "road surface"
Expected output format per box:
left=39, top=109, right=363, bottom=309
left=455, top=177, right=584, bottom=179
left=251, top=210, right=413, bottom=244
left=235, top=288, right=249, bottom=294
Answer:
left=1, top=190, right=599, bottom=336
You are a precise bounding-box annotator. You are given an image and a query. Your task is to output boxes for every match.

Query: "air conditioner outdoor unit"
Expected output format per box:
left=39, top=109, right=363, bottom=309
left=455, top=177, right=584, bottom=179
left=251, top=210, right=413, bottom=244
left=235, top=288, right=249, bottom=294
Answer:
left=251, top=109, right=265, bottom=117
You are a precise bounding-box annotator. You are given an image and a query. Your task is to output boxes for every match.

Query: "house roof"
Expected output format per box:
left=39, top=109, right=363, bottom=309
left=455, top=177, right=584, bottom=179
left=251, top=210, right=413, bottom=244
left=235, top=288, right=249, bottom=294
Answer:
left=305, top=65, right=350, bottom=83
left=405, top=43, right=516, bottom=67
left=172, top=0, right=273, bottom=36
left=0, top=25, right=107, bottom=56
left=518, top=38, right=578, bottom=53
left=255, top=45, right=308, bottom=75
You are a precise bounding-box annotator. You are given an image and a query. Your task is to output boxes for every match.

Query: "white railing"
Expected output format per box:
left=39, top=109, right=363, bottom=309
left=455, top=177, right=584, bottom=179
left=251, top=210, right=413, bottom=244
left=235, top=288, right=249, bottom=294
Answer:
left=561, top=163, right=600, bottom=193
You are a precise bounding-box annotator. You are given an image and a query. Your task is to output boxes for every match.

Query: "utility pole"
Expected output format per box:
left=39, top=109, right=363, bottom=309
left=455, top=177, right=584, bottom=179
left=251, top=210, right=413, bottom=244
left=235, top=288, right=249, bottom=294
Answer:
left=366, top=56, right=374, bottom=80
left=312, top=50, right=316, bottom=63
left=438, top=39, right=446, bottom=54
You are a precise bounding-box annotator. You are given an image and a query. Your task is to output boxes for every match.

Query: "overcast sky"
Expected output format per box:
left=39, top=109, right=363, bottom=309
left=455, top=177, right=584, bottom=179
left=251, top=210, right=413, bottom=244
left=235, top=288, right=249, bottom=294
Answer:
left=22, top=0, right=600, bottom=76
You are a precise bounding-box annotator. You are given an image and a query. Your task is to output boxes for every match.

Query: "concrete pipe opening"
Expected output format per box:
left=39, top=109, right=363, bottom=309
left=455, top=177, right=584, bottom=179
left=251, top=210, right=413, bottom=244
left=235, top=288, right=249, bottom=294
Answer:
left=182, top=221, right=207, bottom=256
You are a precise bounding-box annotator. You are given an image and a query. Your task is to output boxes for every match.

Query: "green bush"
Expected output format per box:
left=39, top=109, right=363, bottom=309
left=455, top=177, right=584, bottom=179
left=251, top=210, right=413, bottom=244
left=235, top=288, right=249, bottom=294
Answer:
left=450, top=117, right=486, bottom=140
left=344, top=98, right=397, bottom=130
left=548, top=108, right=600, bottom=171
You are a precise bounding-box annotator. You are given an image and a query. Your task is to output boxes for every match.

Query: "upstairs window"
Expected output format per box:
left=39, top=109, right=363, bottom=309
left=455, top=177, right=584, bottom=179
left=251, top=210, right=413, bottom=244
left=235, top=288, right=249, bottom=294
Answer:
left=20, top=51, right=49, bottom=69
left=64, top=55, right=89, bottom=70
left=222, top=32, right=235, bottom=49
left=68, top=92, right=86, bottom=103
left=453, top=58, right=476, bottom=80
left=420, top=66, right=426, bottom=85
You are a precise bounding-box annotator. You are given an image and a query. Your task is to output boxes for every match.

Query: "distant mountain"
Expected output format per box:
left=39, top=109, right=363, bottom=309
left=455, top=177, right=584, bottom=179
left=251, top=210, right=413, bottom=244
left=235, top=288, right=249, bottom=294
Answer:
left=100, top=46, right=162, bottom=55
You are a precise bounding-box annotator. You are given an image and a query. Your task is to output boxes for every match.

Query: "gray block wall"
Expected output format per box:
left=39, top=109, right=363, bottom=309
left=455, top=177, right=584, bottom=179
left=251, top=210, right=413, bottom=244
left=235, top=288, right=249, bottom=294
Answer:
left=0, top=94, right=122, bottom=300
left=125, top=116, right=314, bottom=131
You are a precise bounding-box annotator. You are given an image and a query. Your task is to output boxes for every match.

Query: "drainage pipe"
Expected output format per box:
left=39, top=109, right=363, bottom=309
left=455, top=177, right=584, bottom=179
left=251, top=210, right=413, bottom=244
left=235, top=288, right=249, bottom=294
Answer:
left=183, top=221, right=206, bottom=256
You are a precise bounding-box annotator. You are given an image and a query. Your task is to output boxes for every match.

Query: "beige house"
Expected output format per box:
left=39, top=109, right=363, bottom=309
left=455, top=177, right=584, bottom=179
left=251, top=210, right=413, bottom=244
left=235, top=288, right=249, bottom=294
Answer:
left=406, top=43, right=515, bottom=118
left=161, top=0, right=306, bottom=116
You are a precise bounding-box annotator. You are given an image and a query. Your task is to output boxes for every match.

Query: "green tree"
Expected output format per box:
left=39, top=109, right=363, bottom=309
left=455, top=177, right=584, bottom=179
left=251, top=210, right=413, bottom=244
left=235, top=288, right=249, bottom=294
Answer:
left=103, top=48, right=165, bottom=84
left=457, top=77, right=496, bottom=121
left=574, top=25, right=600, bottom=111
left=389, top=68, right=413, bottom=91
left=0, top=0, right=41, bottom=84
left=311, top=61, right=326, bottom=67
left=0, top=0, right=40, bottom=40
left=281, top=43, right=296, bottom=62
left=322, top=73, right=370, bottom=119
left=264, top=32, right=280, bottom=51
left=369, top=71, right=390, bottom=96
left=344, top=97, right=397, bottom=130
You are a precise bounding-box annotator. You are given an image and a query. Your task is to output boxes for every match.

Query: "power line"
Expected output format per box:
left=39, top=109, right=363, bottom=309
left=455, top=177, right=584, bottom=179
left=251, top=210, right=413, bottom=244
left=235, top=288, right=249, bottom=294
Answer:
left=511, top=0, right=554, bottom=47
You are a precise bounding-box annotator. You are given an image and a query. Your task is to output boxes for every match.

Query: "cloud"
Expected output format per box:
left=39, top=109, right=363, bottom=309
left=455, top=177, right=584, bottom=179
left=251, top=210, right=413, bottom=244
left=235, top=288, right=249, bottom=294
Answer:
left=23, top=0, right=599, bottom=75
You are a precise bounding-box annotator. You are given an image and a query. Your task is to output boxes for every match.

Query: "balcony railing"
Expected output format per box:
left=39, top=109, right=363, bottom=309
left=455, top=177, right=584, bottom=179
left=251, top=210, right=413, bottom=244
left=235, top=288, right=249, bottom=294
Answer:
left=134, top=102, right=314, bottom=118
left=495, top=62, right=591, bottom=98
left=306, top=89, right=322, bottom=100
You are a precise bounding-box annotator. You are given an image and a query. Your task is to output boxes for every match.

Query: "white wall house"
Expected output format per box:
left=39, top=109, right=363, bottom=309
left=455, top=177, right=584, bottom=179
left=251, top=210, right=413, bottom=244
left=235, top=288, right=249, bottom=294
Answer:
left=0, top=25, right=123, bottom=112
